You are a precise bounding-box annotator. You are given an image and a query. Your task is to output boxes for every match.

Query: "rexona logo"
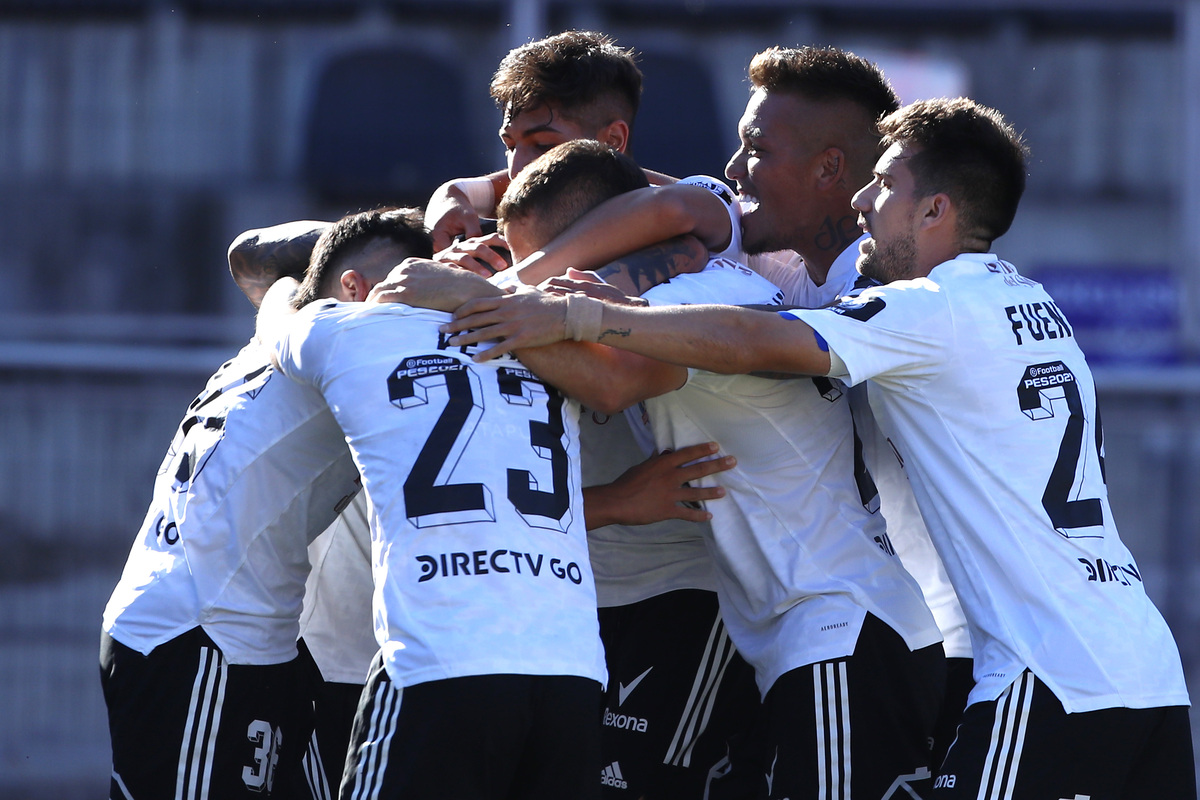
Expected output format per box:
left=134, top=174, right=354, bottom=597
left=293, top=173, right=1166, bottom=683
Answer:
left=603, top=708, right=649, bottom=733
left=600, top=761, right=628, bottom=790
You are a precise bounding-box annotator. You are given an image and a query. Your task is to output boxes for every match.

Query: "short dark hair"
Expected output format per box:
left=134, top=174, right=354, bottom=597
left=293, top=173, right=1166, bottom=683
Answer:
left=490, top=30, right=642, bottom=133
left=749, top=46, right=899, bottom=124
left=498, top=139, right=649, bottom=249
left=291, top=207, right=432, bottom=308
left=878, top=97, right=1029, bottom=244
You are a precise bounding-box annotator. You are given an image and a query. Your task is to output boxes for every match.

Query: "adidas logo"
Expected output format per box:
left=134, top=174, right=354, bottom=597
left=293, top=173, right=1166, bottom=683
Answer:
left=600, top=761, right=629, bottom=790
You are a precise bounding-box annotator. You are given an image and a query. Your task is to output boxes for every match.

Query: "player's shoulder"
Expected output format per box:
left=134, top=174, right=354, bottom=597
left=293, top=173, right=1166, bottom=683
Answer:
left=677, top=175, right=737, bottom=206
left=646, top=255, right=782, bottom=307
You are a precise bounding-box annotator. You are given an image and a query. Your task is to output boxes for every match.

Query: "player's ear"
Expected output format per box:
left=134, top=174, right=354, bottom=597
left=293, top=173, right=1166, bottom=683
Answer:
left=598, top=119, right=631, bottom=153
left=918, top=193, right=953, bottom=231
left=340, top=270, right=371, bottom=302
left=815, top=147, right=845, bottom=189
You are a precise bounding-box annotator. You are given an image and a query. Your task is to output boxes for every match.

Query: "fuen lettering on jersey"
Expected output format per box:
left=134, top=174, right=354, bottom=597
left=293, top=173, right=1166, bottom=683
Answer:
left=415, top=550, right=583, bottom=584
left=1005, top=301, right=1074, bottom=345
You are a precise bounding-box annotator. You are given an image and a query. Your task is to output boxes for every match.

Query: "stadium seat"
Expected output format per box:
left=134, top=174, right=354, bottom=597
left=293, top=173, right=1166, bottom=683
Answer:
left=302, top=47, right=486, bottom=206
left=631, top=51, right=730, bottom=180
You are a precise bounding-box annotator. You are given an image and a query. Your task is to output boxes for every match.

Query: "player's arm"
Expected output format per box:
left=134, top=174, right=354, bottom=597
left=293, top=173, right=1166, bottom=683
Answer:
left=255, top=275, right=302, bottom=346
left=227, top=220, right=331, bottom=308
left=425, top=171, right=509, bottom=252
left=506, top=183, right=735, bottom=287
left=444, top=292, right=833, bottom=377
left=583, top=442, right=734, bottom=527
left=366, top=259, right=688, bottom=413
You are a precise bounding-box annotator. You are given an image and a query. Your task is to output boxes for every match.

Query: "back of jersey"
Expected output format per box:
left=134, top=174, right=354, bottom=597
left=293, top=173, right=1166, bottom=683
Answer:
left=103, top=340, right=359, bottom=665
left=276, top=301, right=606, bottom=690
left=797, top=253, right=1190, bottom=713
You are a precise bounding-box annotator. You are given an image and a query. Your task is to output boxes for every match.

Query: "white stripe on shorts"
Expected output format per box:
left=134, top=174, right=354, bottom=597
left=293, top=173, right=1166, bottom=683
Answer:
left=303, top=728, right=333, bottom=800
left=175, top=645, right=228, bottom=800
left=349, top=679, right=403, bottom=800
left=813, top=661, right=851, bottom=800
left=977, top=671, right=1034, bottom=800
left=665, top=616, right=737, bottom=768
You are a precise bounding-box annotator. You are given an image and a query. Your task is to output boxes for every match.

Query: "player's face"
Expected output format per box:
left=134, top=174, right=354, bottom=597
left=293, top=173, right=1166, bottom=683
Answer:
left=500, top=102, right=592, bottom=179
left=725, top=89, right=824, bottom=255
left=852, top=142, right=922, bottom=284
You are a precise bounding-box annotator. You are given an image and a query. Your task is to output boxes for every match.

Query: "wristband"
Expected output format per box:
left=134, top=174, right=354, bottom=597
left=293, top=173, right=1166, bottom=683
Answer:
left=455, top=177, right=497, bottom=215
left=564, top=294, right=604, bottom=342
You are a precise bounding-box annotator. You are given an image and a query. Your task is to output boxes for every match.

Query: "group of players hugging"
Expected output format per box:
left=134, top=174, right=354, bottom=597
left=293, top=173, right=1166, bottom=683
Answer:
left=100, top=29, right=1194, bottom=800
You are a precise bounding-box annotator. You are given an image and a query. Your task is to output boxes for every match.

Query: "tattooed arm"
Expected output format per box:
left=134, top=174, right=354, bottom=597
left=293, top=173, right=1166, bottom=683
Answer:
left=503, top=183, right=733, bottom=287
left=591, top=234, right=709, bottom=297
left=227, top=220, right=331, bottom=308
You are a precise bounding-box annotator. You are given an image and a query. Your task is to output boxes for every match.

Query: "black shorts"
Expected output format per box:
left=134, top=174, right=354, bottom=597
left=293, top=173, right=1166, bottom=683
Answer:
left=598, top=589, right=762, bottom=800
left=100, top=627, right=319, bottom=800
left=930, top=656, right=974, bottom=774
left=759, top=613, right=946, bottom=800
left=933, top=670, right=1196, bottom=799
left=300, top=677, right=366, bottom=800
left=339, top=657, right=602, bottom=800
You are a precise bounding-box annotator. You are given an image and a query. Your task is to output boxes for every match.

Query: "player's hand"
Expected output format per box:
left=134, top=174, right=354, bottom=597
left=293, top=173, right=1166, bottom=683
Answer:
left=426, top=188, right=484, bottom=252
left=542, top=268, right=649, bottom=308
left=441, top=290, right=570, bottom=360
left=591, top=442, right=734, bottom=526
left=367, top=258, right=503, bottom=311
left=434, top=233, right=512, bottom=278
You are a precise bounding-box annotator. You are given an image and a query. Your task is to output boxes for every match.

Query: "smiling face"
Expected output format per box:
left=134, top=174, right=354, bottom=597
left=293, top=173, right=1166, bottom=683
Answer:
left=851, top=141, right=924, bottom=284
left=724, top=89, right=822, bottom=257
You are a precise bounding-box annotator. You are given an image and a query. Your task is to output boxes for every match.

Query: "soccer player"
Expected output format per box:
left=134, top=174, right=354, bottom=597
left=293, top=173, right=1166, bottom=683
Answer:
left=443, top=97, right=1197, bottom=800
left=424, top=30, right=761, bottom=799
left=387, top=135, right=948, bottom=800
left=98, top=208, right=432, bottom=800
left=270, top=205, right=613, bottom=800
left=495, top=44, right=975, bottom=771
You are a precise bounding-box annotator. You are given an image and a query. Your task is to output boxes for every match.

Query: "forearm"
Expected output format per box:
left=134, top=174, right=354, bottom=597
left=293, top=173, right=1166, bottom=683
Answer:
left=430, top=172, right=507, bottom=217
left=592, top=235, right=708, bottom=296
left=514, top=341, right=684, bottom=415
left=591, top=302, right=831, bottom=376
left=228, top=220, right=330, bottom=308
left=582, top=482, right=624, bottom=530
left=510, top=185, right=729, bottom=287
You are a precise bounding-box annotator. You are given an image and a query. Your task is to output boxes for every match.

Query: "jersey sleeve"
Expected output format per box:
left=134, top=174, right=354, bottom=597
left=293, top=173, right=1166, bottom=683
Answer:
left=273, top=300, right=339, bottom=388
left=678, top=175, right=743, bottom=260
left=782, top=280, right=949, bottom=389
left=643, top=257, right=783, bottom=308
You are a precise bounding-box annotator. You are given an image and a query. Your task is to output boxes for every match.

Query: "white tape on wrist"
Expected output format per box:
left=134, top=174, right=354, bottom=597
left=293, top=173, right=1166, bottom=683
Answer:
left=564, top=293, right=604, bottom=342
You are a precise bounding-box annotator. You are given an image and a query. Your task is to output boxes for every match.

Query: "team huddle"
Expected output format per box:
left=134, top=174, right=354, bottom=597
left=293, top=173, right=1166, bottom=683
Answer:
left=99, top=30, right=1194, bottom=800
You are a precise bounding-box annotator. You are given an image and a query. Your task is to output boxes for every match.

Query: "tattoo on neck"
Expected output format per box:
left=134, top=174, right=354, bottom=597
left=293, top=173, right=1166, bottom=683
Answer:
left=814, top=214, right=861, bottom=253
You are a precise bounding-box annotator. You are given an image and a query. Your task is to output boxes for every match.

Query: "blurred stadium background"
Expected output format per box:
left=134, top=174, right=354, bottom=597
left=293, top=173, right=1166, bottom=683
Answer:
left=0, top=0, right=1198, bottom=796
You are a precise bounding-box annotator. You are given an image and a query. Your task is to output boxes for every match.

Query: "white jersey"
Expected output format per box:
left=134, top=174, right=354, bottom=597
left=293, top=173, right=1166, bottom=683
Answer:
left=580, top=409, right=717, bottom=607
left=789, top=253, right=1190, bottom=713
left=299, top=491, right=378, bottom=684
left=275, top=301, right=606, bottom=690
left=493, top=262, right=717, bottom=607
left=631, top=257, right=942, bottom=695
left=688, top=172, right=973, bottom=659
left=102, top=340, right=361, bottom=665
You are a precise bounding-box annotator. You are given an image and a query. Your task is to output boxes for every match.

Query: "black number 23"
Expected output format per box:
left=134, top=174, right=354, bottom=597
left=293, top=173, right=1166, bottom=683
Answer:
left=388, top=362, right=571, bottom=531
